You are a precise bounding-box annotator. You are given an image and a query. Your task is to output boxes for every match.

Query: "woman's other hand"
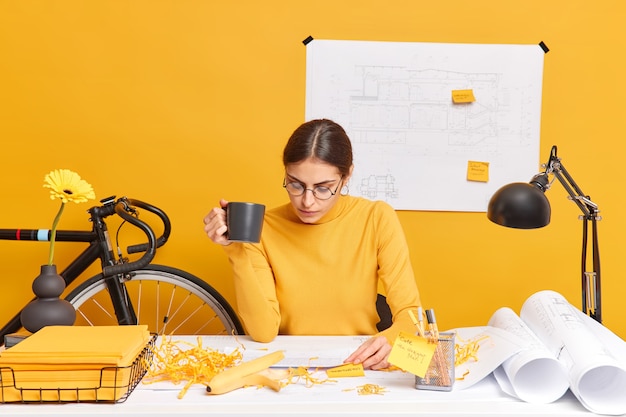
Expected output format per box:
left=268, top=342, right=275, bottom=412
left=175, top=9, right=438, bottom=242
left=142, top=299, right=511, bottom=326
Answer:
left=203, top=199, right=230, bottom=246
left=343, top=335, right=392, bottom=370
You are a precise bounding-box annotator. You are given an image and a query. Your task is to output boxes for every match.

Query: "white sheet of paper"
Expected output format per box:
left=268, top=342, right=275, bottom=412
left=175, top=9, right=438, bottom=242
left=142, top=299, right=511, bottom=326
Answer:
left=155, top=335, right=370, bottom=368
left=443, top=325, right=524, bottom=390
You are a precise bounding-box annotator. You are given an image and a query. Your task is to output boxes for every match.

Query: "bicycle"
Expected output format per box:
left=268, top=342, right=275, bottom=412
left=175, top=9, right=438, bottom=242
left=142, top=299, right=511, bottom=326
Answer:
left=0, top=195, right=244, bottom=346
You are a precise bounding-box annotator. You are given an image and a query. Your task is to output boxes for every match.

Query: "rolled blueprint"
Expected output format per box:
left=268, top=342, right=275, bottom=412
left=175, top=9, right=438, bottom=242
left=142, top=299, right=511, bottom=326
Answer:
left=520, top=290, right=626, bottom=415
left=488, top=306, right=569, bottom=404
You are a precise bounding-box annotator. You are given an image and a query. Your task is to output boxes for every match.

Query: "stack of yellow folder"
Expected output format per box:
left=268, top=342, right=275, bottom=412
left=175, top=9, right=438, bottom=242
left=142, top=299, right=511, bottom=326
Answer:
left=0, top=325, right=151, bottom=402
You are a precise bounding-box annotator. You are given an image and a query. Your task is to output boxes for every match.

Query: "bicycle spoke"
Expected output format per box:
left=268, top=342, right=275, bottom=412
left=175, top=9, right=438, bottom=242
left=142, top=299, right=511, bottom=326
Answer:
left=159, top=283, right=177, bottom=335
left=167, top=303, right=206, bottom=335
left=135, top=279, right=142, bottom=327
left=75, top=295, right=116, bottom=326
left=193, top=315, right=225, bottom=335
left=160, top=291, right=194, bottom=334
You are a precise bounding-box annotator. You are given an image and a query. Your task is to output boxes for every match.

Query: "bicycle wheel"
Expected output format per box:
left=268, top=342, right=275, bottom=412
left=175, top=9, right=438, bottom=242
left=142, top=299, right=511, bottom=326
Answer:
left=65, top=264, right=244, bottom=336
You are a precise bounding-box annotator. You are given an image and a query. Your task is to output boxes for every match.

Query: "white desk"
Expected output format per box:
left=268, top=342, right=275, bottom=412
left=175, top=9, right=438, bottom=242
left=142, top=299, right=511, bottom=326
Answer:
left=0, top=336, right=602, bottom=416
left=0, top=374, right=593, bottom=416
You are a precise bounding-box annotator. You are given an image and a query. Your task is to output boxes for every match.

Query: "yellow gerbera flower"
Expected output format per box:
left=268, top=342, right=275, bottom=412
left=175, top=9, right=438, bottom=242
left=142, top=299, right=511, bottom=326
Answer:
left=43, top=169, right=96, bottom=203
left=43, top=169, right=96, bottom=265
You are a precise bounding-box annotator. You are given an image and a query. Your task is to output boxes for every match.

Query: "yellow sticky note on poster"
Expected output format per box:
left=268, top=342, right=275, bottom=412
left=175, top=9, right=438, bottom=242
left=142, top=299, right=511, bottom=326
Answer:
left=326, top=363, right=365, bottom=378
left=387, top=331, right=437, bottom=377
left=452, top=89, right=475, bottom=103
left=467, top=161, right=489, bottom=182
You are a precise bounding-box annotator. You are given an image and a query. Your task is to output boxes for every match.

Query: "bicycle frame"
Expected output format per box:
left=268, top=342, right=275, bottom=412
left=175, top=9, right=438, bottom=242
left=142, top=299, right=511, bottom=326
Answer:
left=0, top=196, right=170, bottom=344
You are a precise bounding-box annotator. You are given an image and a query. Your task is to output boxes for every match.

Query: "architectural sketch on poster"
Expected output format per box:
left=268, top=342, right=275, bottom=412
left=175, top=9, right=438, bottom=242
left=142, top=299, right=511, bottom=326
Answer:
left=305, top=39, right=545, bottom=212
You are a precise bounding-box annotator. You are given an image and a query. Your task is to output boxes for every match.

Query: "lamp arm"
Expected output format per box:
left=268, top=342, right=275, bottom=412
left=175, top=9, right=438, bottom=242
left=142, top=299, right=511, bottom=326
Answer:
left=545, top=146, right=602, bottom=323
left=549, top=160, right=599, bottom=220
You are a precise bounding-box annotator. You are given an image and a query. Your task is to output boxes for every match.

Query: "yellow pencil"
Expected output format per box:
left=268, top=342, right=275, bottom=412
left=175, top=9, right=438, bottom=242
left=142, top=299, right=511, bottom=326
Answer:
left=408, top=309, right=424, bottom=337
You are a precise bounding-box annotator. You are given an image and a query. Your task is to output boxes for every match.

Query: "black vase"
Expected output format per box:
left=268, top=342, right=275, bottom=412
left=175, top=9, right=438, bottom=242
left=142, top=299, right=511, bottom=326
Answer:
left=20, top=264, right=76, bottom=333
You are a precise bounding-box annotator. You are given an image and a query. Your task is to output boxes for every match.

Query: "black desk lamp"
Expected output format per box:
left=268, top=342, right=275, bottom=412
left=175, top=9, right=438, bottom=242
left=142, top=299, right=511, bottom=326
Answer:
left=487, top=145, right=602, bottom=323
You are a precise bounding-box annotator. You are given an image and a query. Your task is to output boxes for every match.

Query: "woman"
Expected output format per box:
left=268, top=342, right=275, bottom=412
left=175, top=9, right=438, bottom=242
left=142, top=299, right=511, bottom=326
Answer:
left=203, top=119, right=422, bottom=369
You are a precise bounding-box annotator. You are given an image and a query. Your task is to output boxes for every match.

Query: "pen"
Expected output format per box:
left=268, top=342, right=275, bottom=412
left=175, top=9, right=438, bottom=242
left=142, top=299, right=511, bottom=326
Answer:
left=408, top=309, right=425, bottom=337
left=425, top=308, right=439, bottom=340
left=425, top=308, right=450, bottom=387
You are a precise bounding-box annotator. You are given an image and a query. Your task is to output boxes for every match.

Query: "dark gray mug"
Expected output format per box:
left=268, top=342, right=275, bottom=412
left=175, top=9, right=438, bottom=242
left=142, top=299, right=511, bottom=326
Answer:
left=226, top=202, right=265, bottom=243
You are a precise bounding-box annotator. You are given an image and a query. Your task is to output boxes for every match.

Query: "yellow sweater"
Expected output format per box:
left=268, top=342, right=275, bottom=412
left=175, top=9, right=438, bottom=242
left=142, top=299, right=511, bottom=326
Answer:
left=223, top=195, right=421, bottom=344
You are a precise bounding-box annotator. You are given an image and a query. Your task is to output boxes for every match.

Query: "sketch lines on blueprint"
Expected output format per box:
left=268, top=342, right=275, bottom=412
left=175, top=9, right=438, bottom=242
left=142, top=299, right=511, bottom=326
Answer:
left=306, top=40, right=544, bottom=212
left=359, top=173, right=399, bottom=200
left=350, top=66, right=524, bottom=149
left=348, top=65, right=521, bottom=203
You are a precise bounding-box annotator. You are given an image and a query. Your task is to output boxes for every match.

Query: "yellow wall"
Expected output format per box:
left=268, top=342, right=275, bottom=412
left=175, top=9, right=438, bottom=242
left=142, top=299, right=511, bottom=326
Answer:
left=1, top=1, right=625, bottom=338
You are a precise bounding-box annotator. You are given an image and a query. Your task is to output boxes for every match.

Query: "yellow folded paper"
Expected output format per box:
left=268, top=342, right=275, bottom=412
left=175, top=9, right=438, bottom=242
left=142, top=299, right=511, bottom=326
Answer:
left=0, top=325, right=151, bottom=402
left=0, top=325, right=150, bottom=365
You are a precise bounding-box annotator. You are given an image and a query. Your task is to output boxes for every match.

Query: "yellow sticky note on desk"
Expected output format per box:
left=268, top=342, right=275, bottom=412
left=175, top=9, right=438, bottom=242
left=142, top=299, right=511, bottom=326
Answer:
left=452, top=89, right=475, bottom=103
left=467, top=161, right=489, bottom=182
left=326, top=363, right=365, bottom=378
left=387, top=331, right=437, bottom=377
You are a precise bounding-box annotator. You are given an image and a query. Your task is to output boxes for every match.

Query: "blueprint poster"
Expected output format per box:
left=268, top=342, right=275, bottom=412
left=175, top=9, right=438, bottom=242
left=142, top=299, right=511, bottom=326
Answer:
left=305, top=40, right=545, bottom=212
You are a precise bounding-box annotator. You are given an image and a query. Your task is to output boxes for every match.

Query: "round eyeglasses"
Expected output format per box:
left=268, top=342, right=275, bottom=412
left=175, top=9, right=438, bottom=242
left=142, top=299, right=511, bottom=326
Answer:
left=283, top=177, right=343, bottom=201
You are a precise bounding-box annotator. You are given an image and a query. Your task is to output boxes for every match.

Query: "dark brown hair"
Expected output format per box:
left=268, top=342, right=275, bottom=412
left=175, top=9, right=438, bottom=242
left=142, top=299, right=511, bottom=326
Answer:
left=282, top=119, right=353, bottom=177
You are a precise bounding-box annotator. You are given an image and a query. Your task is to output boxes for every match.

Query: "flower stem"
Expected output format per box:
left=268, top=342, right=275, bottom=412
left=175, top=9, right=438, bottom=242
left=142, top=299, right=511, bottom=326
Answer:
left=48, top=202, right=65, bottom=266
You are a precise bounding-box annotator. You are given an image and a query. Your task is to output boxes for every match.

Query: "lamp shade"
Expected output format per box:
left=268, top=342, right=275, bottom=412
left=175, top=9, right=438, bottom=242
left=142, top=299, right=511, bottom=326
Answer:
left=487, top=182, right=551, bottom=229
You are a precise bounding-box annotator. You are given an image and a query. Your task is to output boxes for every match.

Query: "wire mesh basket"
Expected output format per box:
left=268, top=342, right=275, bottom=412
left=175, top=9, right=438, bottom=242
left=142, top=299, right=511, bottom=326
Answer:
left=0, top=333, right=156, bottom=403
left=415, top=331, right=455, bottom=391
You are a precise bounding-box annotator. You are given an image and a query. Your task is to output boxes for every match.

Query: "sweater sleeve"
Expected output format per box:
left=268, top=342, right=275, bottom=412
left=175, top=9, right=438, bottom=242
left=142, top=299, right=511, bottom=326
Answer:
left=372, top=202, right=422, bottom=345
left=222, top=242, right=281, bottom=342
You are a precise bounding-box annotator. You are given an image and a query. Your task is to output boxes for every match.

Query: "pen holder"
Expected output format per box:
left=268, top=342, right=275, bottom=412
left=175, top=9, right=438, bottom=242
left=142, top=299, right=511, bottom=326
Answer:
left=415, top=332, right=455, bottom=392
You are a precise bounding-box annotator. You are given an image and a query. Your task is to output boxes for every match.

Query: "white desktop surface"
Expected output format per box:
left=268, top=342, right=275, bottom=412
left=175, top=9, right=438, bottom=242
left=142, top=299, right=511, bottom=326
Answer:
left=0, top=335, right=599, bottom=416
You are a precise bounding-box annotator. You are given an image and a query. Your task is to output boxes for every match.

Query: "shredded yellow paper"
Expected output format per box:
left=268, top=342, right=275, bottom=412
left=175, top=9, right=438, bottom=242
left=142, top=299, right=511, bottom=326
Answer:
left=457, top=369, right=471, bottom=381
left=453, top=334, right=490, bottom=381
left=381, top=365, right=404, bottom=372
left=144, top=339, right=340, bottom=398
left=356, top=383, right=387, bottom=395
left=143, top=336, right=243, bottom=399
left=281, top=366, right=336, bottom=388
left=455, top=334, right=489, bottom=366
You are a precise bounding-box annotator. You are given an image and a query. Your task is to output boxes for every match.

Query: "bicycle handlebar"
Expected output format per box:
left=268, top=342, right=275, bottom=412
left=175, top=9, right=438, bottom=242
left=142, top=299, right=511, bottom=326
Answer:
left=124, top=199, right=171, bottom=254
left=99, top=197, right=172, bottom=277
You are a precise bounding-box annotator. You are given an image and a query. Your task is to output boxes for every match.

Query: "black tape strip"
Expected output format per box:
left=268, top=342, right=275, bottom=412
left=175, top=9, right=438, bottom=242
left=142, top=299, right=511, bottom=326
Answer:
left=302, top=35, right=314, bottom=45
left=539, top=41, right=549, bottom=53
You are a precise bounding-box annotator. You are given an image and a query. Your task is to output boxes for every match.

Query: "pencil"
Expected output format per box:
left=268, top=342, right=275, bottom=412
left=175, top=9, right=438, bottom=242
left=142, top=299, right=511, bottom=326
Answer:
left=417, top=306, right=425, bottom=337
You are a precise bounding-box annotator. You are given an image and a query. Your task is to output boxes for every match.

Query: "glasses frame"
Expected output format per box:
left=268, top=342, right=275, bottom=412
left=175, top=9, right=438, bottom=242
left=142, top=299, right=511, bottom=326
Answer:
left=283, top=176, right=343, bottom=201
